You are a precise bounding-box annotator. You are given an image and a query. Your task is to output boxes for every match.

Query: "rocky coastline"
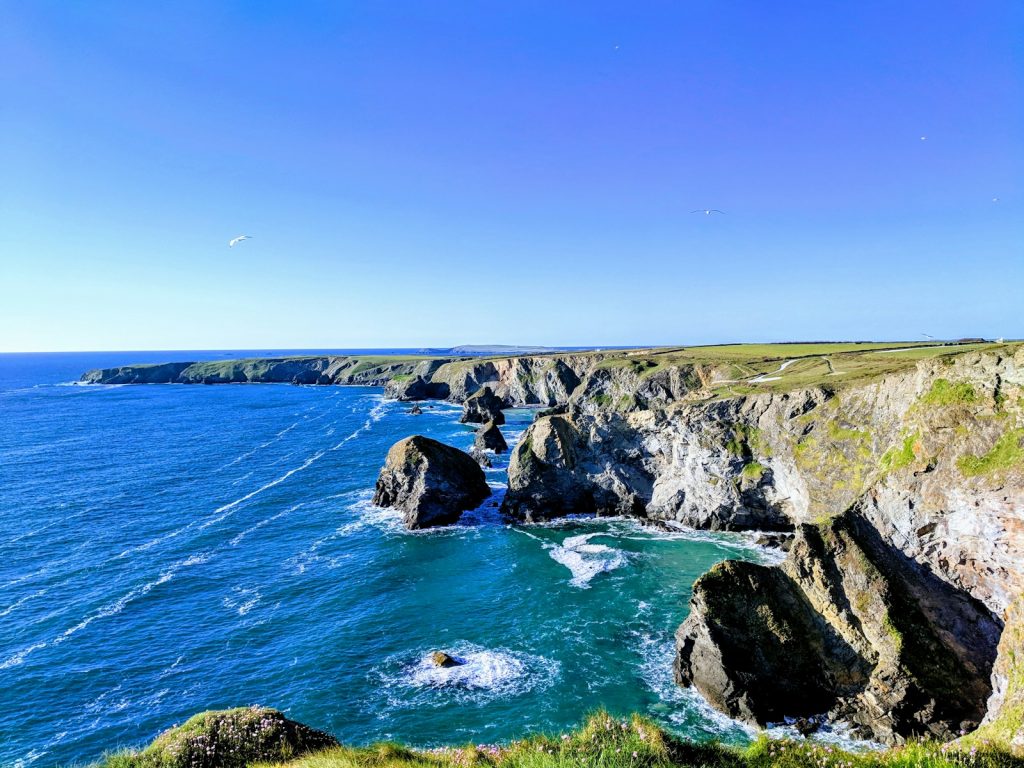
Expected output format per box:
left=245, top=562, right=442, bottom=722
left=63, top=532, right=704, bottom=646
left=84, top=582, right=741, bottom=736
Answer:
left=81, top=342, right=1024, bottom=750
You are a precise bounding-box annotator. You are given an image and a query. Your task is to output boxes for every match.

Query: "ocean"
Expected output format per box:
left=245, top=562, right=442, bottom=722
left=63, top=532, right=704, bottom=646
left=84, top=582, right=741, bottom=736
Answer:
left=0, top=351, right=775, bottom=767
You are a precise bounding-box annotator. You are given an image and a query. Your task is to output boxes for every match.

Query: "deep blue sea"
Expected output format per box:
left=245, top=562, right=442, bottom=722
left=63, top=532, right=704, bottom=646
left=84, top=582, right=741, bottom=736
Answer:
left=0, top=351, right=775, bottom=767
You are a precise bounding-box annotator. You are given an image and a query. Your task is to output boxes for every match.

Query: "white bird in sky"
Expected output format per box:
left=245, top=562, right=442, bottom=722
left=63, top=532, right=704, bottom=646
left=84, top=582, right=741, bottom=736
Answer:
left=691, top=209, right=725, bottom=215
left=228, top=235, right=252, bottom=247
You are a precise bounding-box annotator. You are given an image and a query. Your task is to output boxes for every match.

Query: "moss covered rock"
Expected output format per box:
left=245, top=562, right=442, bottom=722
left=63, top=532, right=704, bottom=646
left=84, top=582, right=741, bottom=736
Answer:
left=675, top=509, right=1002, bottom=743
left=110, top=706, right=336, bottom=768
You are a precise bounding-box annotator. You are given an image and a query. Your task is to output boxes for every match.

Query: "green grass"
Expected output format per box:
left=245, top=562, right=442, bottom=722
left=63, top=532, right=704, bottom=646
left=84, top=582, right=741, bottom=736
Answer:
left=957, top=428, right=1024, bottom=477
left=827, top=422, right=870, bottom=442
left=880, top=433, right=920, bottom=473
left=920, top=379, right=981, bottom=407
left=741, top=461, right=766, bottom=481
left=99, top=711, right=1024, bottom=768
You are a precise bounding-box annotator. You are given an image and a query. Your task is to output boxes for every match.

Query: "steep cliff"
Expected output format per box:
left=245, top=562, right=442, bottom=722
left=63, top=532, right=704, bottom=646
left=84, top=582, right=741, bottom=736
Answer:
left=503, top=346, right=1024, bottom=744
left=676, top=509, right=1002, bottom=743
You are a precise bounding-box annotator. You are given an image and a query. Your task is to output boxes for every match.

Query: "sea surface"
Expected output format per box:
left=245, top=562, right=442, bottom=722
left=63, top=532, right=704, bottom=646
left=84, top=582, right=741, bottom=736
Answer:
left=1, top=351, right=779, bottom=767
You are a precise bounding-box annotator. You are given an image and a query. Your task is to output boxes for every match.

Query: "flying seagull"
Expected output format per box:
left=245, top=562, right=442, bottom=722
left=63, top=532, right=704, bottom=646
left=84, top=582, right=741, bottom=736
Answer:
left=228, top=235, right=252, bottom=247
left=691, top=209, right=725, bottom=215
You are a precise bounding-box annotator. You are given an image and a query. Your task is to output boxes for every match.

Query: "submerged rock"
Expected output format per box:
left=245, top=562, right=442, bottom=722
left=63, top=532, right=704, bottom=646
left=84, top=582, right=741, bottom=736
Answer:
left=373, top=436, right=490, bottom=529
left=431, top=651, right=463, bottom=668
left=408, top=405, right=423, bottom=416
left=129, top=706, right=336, bottom=768
left=475, top=420, right=508, bottom=453
left=460, top=386, right=505, bottom=425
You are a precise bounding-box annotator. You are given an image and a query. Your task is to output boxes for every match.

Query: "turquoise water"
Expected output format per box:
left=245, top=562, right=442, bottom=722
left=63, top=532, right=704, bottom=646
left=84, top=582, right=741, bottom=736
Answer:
left=0, top=353, right=771, bottom=767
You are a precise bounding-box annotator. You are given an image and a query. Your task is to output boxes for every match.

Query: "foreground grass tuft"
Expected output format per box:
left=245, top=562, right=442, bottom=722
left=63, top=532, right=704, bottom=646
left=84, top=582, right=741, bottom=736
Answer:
left=99, top=711, right=1024, bottom=768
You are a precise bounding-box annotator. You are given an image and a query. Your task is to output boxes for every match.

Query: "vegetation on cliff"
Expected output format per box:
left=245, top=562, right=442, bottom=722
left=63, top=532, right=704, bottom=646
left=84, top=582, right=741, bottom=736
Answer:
left=97, top=711, right=1024, bottom=768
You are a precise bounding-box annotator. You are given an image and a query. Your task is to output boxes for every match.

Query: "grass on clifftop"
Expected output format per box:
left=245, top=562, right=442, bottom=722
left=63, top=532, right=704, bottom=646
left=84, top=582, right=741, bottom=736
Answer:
left=97, top=711, right=1024, bottom=768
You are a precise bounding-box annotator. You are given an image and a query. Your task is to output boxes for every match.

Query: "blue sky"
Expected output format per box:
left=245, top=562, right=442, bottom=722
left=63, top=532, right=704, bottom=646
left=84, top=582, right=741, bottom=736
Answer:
left=1, top=2, right=1021, bottom=351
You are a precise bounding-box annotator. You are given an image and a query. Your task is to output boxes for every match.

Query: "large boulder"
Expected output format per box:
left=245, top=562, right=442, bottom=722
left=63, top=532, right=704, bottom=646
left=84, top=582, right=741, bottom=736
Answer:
left=121, top=706, right=336, bottom=768
left=460, top=386, right=505, bottom=425
left=373, top=436, right=490, bottom=529
left=474, top=420, right=508, bottom=453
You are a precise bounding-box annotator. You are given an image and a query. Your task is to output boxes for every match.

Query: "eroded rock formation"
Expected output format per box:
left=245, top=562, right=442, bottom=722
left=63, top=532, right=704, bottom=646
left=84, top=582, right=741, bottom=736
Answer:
left=460, top=386, right=506, bottom=425
left=372, top=436, right=490, bottom=529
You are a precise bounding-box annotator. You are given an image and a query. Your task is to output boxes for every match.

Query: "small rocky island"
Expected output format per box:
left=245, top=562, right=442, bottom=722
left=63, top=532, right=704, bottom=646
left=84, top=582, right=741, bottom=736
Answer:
left=372, top=435, right=490, bottom=529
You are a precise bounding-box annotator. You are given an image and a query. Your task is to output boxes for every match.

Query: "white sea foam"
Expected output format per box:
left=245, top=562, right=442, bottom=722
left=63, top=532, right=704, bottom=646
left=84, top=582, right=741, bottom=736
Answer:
left=223, top=586, right=261, bottom=616
left=0, top=553, right=210, bottom=671
left=378, top=642, right=560, bottom=707
left=548, top=533, right=629, bottom=588
left=0, top=588, right=48, bottom=619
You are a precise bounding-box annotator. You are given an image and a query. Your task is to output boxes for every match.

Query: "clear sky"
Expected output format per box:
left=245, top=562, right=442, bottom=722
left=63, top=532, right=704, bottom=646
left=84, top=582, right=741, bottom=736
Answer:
left=1, top=2, right=1021, bottom=352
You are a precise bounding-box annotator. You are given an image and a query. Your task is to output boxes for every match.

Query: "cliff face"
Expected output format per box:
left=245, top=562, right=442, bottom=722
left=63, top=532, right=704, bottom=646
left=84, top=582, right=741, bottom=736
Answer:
left=503, top=348, right=1024, bottom=744
left=82, top=356, right=455, bottom=386
left=676, top=510, right=1002, bottom=743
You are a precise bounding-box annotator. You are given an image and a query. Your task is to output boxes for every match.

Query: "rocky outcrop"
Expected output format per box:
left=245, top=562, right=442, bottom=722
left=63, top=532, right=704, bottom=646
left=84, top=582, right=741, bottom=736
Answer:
left=83, top=356, right=453, bottom=387
left=460, top=386, right=505, bottom=425
left=81, top=361, right=193, bottom=384
left=372, top=436, right=490, bottom=529
left=968, top=595, right=1024, bottom=753
left=501, top=414, right=649, bottom=521
left=124, top=706, right=336, bottom=768
left=475, top=421, right=508, bottom=453
left=674, top=560, right=850, bottom=725
left=676, top=509, right=1002, bottom=743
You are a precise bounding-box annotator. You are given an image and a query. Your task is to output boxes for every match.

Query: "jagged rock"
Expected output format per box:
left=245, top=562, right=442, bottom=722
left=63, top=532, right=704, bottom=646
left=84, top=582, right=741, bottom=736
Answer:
left=501, top=414, right=647, bottom=521
left=674, top=560, right=848, bottom=725
left=969, top=595, right=1024, bottom=753
left=129, top=706, right=336, bottom=768
left=793, top=718, right=820, bottom=736
left=470, top=448, right=493, bottom=468
left=460, top=386, right=505, bottom=425
left=675, top=509, right=1002, bottom=743
left=431, top=651, right=463, bottom=668
left=391, top=375, right=449, bottom=401
left=408, top=405, right=423, bottom=415
left=372, top=436, right=489, bottom=529
left=475, top=420, right=508, bottom=453
left=536, top=403, right=568, bottom=419
left=754, top=532, right=794, bottom=551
